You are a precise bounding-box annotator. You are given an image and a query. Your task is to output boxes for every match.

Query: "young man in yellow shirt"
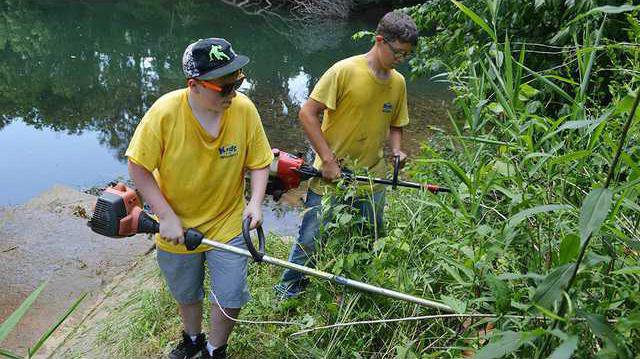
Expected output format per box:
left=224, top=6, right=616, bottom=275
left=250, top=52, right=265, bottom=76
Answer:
left=126, top=38, right=273, bottom=359
left=275, top=11, right=418, bottom=299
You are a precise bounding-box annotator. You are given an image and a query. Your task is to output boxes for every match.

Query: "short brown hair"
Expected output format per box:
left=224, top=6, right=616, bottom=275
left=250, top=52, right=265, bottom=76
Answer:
left=376, top=11, right=418, bottom=46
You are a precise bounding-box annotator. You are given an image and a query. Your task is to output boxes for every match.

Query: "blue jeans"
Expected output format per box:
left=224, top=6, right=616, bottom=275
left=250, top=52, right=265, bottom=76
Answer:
left=279, top=189, right=385, bottom=289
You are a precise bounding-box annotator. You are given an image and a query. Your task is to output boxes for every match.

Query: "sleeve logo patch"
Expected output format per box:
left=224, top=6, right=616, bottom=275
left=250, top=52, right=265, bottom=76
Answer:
left=382, top=103, right=393, bottom=113
left=218, top=144, right=238, bottom=158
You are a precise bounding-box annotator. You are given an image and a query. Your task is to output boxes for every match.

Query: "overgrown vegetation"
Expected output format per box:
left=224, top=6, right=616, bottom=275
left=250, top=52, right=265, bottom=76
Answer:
left=80, top=1, right=640, bottom=358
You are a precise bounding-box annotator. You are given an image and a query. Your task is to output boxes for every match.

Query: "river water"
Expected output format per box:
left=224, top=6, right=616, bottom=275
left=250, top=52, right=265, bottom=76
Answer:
left=0, top=0, right=451, bottom=206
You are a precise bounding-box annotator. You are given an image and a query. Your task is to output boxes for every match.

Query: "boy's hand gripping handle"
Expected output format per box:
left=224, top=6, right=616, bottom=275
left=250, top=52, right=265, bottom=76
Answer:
left=136, top=210, right=205, bottom=251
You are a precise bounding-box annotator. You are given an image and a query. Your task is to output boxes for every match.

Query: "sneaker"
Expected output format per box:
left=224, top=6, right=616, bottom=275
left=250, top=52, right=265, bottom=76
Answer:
left=168, top=331, right=207, bottom=359
left=273, top=279, right=309, bottom=300
left=203, top=344, right=227, bottom=359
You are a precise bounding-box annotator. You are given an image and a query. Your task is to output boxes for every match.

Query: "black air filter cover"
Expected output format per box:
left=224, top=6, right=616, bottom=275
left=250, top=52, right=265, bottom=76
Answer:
left=89, top=192, right=127, bottom=237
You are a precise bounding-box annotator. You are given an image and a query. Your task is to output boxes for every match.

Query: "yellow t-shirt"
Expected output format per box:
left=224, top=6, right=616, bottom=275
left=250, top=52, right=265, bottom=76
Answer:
left=309, top=54, right=409, bottom=195
left=125, top=89, right=273, bottom=254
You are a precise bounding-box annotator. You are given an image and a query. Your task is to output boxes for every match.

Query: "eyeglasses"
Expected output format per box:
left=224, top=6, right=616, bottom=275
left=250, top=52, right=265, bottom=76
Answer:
left=382, top=38, right=413, bottom=60
left=198, top=75, right=245, bottom=96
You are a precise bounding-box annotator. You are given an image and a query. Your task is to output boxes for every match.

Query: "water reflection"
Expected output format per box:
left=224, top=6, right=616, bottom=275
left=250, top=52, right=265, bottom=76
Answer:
left=287, top=69, right=310, bottom=107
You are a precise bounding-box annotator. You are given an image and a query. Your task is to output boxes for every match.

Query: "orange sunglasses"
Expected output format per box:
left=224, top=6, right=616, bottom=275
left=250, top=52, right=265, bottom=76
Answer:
left=197, top=75, right=245, bottom=96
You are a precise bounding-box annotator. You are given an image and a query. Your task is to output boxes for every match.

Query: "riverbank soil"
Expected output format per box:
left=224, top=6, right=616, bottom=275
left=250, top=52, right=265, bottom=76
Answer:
left=0, top=185, right=153, bottom=356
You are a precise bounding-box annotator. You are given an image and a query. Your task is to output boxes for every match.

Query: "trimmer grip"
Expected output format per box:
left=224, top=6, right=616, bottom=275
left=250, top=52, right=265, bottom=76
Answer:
left=184, top=228, right=204, bottom=251
left=137, top=210, right=160, bottom=234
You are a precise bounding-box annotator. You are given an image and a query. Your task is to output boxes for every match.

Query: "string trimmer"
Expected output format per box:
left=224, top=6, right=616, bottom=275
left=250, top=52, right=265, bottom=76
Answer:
left=88, top=183, right=453, bottom=312
left=267, top=149, right=450, bottom=201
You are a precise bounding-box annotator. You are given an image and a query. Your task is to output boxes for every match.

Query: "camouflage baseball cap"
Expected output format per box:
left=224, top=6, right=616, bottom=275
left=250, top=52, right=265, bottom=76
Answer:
left=182, top=38, right=249, bottom=80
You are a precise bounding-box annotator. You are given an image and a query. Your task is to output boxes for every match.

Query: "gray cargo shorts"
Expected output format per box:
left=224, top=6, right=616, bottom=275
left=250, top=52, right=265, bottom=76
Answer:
left=156, top=234, right=250, bottom=308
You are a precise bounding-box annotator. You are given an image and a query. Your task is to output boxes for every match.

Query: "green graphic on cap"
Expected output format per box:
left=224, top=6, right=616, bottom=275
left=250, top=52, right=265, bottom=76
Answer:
left=209, top=45, right=230, bottom=62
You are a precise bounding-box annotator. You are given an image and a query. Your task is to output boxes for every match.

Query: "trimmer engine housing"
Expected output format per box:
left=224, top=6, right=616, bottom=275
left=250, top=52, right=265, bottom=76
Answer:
left=89, top=183, right=158, bottom=237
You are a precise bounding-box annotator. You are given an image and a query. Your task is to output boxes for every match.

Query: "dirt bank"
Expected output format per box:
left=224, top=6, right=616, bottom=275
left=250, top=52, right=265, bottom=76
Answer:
left=0, top=186, right=153, bottom=357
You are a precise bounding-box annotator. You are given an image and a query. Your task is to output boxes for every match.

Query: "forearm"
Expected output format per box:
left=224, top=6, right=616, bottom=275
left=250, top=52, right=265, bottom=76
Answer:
left=299, top=107, right=334, bottom=162
left=127, top=160, right=175, bottom=220
left=248, top=166, right=269, bottom=205
left=389, top=126, right=403, bottom=154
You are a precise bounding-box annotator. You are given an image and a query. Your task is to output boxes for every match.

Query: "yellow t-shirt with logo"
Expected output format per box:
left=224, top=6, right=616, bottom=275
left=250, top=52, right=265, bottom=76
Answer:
left=125, top=89, right=273, bottom=254
left=309, top=54, right=409, bottom=195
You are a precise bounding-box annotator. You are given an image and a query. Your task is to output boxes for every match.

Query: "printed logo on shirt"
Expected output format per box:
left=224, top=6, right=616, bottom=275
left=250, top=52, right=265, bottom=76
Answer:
left=382, top=103, right=393, bottom=113
left=218, top=144, right=238, bottom=158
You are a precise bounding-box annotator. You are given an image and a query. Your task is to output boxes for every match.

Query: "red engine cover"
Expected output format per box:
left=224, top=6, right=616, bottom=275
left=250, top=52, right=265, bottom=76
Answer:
left=271, top=148, right=305, bottom=191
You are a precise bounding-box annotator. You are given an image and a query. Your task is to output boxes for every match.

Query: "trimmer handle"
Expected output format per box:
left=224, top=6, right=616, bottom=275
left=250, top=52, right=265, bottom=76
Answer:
left=392, top=155, right=400, bottom=190
left=137, top=210, right=160, bottom=234
left=242, top=217, right=266, bottom=262
left=136, top=211, right=205, bottom=251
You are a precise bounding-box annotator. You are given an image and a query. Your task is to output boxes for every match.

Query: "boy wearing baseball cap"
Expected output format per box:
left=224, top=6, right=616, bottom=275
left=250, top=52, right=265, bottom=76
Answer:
left=126, top=38, right=273, bottom=359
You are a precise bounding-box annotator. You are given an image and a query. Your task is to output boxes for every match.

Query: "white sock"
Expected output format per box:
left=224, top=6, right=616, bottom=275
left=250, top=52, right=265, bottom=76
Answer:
left=189, top=335, right=198, bottom=344
left=206, top=342, right=216, bottom=355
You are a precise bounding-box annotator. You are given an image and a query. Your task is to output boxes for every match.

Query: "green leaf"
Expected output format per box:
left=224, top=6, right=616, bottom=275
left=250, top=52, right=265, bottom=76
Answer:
left=583, top=252, right=611, bottom=269
left=442, top=262, right=471, bottom=286
left=0, top=282, right=47, bottom=344
left=28, top=293, right=86, bottom=357
left=0, top=348, right=23, bottom=359
left=458, top=136, right=512, bottom=146
left=441, top=295, right=466, bottom=314
left=547, top=336, right=578, bottom=359
left=579, top=19, right=604, bottom=100
left=579, top=188, right=613, bottom=243
left=612, top=266, right=640, bottom=275
left=533, top=263, right=576, bottom=309
left=559, top=234, right=579, bottom=265
left=582, top=312, right=628, bottom=358
left=418, top=159, right=474, bottom=192
left=486, top=274, right=511, bottom=313
left=616, top=91, right=640, bottom=121
left=518, top=83, right=539, bottom=101
left=541, top=109, right=611, bottom=144
left=492, top=160, right=516, bottom=177
left=451, top=0, right=497, bottom=42
left=534, top=304, right=567, bottom=322
left=516, top=61, right=574, bottom=103
left=473, top=331, right=526, bottom=359
left=549, top=150, right=592, bottom=166
left=396, top=339, right=419, bottom=359
left=338, top=213, right=353, bottom=225
left=556, top=118, right=606, bottom=132
left=498, top=272, right=544, bottom=281
left=585, top=4, right=640, bottom=16
left=351, top=30, right=375, bottom=41
left=567, top=4, right=640, bottom=26
left=506, top=204, right=573, bottom=232
left=545, top=75, right=578, bottom=86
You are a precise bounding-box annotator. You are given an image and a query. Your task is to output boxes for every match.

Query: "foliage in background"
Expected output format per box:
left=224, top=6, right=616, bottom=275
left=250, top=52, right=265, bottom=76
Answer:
left=403, top=0, right=639, bottom=357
